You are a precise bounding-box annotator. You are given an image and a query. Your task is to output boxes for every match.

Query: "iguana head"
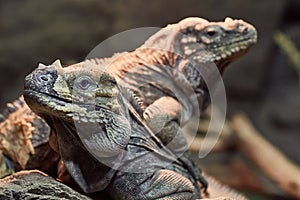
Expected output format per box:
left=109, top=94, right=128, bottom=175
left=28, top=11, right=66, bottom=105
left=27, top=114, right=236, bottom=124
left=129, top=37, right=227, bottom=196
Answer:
left=139, top=17, right=257, bottom=115
left=24, top=60, right=131, bottom=158
left=144, top=17, right=257, bottom=73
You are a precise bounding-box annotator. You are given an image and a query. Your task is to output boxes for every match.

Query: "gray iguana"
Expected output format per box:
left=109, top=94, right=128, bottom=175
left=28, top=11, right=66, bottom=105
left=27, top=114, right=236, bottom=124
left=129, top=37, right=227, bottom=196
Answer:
left=23, top=62, right=204, bottom=199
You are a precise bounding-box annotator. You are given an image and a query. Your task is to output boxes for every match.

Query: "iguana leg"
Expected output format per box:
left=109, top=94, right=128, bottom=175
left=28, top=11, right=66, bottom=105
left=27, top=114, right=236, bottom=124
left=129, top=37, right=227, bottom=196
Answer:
left=143, top=96, right=181, bottom=136
left=143, top=96, right=186, bottom=154
left=143, top=96, right=208, bottom=194
left=107, top=169, right=196, bottom=200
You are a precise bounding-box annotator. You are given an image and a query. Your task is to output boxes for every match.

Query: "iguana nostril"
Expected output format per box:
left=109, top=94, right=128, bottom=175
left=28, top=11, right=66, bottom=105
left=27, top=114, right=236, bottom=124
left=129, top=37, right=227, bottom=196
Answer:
left=237, top=24, right=250, bottom=33
left=38, top=74, right=51, bottom=83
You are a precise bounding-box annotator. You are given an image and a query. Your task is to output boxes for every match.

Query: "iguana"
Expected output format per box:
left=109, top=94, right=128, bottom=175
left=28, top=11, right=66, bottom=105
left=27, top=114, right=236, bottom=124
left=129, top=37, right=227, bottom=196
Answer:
left=59, top=17, right=256, bottom=195
left=67, top=18, right=256, bottom=170
left=0, top=88, right=246, bottom=200
left=0, top=17, right=257, bottom=199
left=23, top=61, right=205, bottom=199
left=49, top=17, right=257, bottom=191
left=89, top=17, right=257, bottom=138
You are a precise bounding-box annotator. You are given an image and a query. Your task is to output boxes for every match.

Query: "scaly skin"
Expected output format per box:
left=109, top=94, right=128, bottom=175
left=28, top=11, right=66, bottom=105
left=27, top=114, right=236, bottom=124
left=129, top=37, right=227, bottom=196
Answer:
left=23, top=62, right=203, bottom=199
left=86, top=17, right=257, bottom=156
left=0, top=17, right=257, bottom=199
left=78, top=17, right=256, bottom=195
left=56, top=17, right=257, bottom=194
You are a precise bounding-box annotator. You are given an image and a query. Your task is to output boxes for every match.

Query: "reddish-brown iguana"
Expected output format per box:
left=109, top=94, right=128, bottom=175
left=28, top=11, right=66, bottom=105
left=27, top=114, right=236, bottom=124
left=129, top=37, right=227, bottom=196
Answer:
left=87, top=16, right=257, bottom=156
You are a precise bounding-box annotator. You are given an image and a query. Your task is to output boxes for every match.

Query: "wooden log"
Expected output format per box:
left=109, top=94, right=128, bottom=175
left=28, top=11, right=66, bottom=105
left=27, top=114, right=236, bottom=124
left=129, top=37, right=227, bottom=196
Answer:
left=231, top=113, right=300, bottom=199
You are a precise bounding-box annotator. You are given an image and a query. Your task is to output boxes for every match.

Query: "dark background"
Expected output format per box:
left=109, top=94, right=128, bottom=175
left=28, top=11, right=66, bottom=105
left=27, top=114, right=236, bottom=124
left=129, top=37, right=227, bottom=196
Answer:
left=0, top=0, right=299, bottom=192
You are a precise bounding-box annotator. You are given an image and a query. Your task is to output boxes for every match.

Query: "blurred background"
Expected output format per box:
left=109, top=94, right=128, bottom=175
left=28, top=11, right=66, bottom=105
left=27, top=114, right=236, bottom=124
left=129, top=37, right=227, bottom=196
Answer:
left=0, top=0, right=299, bottom=199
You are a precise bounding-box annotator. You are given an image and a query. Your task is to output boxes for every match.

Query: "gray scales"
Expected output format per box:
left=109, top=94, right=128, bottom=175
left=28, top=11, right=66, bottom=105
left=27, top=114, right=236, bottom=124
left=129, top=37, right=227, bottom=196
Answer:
left=24, top=64, right=205, bottom=199
left=2, top=17, right=256, bottom=199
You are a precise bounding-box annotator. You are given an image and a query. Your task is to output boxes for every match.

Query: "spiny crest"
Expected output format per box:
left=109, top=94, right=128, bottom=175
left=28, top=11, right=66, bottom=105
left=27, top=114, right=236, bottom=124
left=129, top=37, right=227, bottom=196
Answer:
left=172, top=17, right=209, bottom=31
left=88, top=52, right=126, bottom=67
left=37, top=59, right=64, bottom=74
left=0, top=96, right=26, bottom=122
left=121, top=88, right=145, bottom=116
left=39, top=59, right=114, bottom=83
left=132, top=91, right=145, bottom=113
left=142, top=17, right=209, bottom=51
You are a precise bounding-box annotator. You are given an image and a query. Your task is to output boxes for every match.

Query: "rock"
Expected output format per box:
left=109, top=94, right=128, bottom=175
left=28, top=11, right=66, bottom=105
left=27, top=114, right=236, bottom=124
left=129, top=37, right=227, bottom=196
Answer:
left=0, top=153, right=13, bottom=179
left=0, top=170, right=91, bottom=200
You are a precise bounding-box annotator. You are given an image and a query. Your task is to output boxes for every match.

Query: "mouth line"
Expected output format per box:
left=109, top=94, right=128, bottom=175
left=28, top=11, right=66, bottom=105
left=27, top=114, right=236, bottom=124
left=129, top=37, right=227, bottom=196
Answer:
left=24, top=89, right=72, bottom=104
left=185, top=35, right=256, bottom=65
left=208, top=35, right=257, bottom=50
left=23, top=89, right=113, bottom=112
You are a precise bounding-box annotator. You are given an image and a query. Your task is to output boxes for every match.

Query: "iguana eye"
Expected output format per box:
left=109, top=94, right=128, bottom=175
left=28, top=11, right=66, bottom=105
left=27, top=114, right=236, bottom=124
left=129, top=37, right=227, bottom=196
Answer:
left=206, top=29, right=217, bottom=37
left=79, top=79, right=90, bottom=89
left=204, top=27, right=221, bottom=38
left=199, top=26, right=223, bottom=44
left=75, top=76, right=96, bottom=90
